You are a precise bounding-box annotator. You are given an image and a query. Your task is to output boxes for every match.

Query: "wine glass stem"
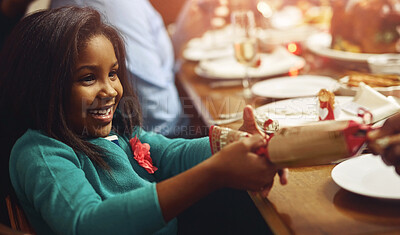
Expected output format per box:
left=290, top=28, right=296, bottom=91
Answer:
left=242, top=65, right=252, bottom=99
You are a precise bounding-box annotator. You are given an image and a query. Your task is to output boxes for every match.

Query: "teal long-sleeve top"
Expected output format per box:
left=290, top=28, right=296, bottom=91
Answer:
left=9, top=128, right=212, bottom=235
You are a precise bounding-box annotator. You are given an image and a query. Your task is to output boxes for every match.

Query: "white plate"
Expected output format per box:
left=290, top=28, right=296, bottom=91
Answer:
left=255, top=96, right=361, bottom=127
left=183, top=45, right=234, bottom=61
left=183, top=27, right=234, bottom=61
left=258, top=25, right=318, bottom=45
left=306, top=32, right=377, bottom=63
left=195, top=48, right=305, bottom=80
left=332, top=154, right=400, bottom=200
left=251, top=75, right=338, bottom=98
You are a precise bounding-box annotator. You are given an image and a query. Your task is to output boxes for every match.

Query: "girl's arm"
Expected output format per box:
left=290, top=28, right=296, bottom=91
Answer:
left=157, top=135, right=278, bottom=221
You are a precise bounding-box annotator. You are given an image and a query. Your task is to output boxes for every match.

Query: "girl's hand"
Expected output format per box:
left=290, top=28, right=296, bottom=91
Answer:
left=239, top=105, right=289, bottom=197
left=208, top=134, right=279, bottom=193
left=239, top=105, right=263, bottom=135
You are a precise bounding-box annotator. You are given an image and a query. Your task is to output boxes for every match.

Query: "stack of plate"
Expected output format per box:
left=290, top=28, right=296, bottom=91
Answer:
left=194, top=47, right=306, bottom=80
left=183, top=26, right=234, bottom=61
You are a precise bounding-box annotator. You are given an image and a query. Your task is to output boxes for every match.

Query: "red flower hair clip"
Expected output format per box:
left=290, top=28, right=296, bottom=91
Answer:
left=129, top=136, right=158, bottom=174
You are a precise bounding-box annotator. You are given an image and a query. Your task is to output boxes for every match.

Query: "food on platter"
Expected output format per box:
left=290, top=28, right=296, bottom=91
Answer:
left=330, top=0, right=400, bottom=53
left=337, top=72, right=400, bottom=97
left=344, top=71, right=400, bottom=88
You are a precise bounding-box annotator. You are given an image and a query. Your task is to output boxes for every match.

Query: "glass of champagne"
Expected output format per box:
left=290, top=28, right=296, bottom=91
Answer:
left=231, top=10, right=258, bottom=99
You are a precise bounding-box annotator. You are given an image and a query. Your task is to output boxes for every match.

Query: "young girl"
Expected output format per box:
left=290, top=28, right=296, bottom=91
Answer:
left=0, top=6, right=287, bottom=234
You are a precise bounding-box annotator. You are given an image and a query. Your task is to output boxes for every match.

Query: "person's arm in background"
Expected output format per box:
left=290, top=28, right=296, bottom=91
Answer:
left=170, top=0, right=219, bottom=58
left=170, top=0, right=261, bottom=58
left=368, top=113, right=400, bottom=175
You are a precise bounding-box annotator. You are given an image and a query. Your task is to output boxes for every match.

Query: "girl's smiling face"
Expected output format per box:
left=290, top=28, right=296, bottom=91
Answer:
left=67, top=34, right=123, bottom=137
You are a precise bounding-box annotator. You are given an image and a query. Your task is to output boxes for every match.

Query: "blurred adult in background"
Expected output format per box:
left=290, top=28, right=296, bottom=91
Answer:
left=51, top=0, right=194, bottom=138
left=0, top=0, right=36, bottom=49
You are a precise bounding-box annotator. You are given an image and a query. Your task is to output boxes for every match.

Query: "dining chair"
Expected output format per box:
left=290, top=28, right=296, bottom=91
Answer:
left=0, top=223, right=29, bottom=235
left=4, top=195, right=35, bottom=234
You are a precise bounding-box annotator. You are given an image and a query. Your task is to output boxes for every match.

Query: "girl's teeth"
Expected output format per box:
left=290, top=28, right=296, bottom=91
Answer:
left=89, top=107, right=112, bottom=115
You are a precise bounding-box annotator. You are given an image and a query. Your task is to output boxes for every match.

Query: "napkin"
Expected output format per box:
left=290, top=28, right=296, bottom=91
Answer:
left=341, top=82, right=400, bottom=123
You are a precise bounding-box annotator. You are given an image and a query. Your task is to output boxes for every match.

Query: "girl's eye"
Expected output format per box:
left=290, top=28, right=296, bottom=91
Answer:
left=79, top=75, right=96, bottom=85
left=109, top=71, right=118, bottom=80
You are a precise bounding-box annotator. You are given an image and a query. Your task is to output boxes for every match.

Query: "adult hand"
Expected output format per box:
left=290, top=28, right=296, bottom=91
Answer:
left=368, top=113, right=400, bottom=175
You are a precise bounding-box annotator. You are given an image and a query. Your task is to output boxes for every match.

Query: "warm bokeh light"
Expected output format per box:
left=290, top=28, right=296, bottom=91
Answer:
left=287, top=42, right=301, bottom=55
left=257, top=1, right=273, bottom=18
left=288, top=68, right=299, bottom=76
left=211, top=17, right=226, bottom=28
left=214, top=5, right=229, bottom=17
left=219, top=0, right=228, bottom=5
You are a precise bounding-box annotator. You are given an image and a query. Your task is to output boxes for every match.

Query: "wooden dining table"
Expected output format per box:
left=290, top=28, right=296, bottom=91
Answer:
left=175, top=44, right=400, bottom=234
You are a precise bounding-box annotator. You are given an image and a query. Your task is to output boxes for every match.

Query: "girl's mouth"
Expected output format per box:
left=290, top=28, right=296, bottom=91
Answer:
left=88, top=106, right=114, bottom=122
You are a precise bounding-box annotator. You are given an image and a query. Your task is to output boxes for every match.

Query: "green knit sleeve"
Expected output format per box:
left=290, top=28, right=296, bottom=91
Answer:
left=136, top=129, right=212, bottom=181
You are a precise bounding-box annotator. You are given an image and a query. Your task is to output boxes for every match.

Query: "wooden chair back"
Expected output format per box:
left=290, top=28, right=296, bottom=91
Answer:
left=5, top=195, right=34, bottom=234
left=0, top=223, right=30, bottom=235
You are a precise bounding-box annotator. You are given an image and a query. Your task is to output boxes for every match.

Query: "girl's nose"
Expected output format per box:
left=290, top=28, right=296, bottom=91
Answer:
left=99, top=80, right=118, bottom=98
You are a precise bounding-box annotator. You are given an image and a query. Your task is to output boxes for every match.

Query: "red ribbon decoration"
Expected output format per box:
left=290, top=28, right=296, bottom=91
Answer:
left=129, top=136, right=158, bottom=174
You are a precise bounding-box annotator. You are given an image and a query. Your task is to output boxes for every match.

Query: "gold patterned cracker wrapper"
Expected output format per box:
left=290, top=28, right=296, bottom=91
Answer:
left=209, top=120, right=371, bottom=168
